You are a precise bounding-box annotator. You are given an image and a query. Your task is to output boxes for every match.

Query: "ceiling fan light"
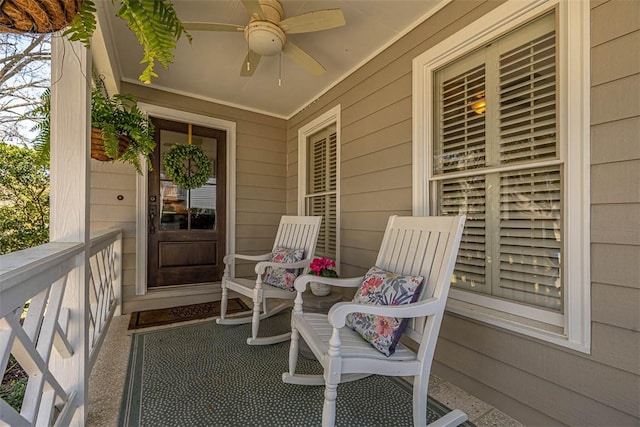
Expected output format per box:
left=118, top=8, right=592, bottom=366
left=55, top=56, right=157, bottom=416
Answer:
left=246, top=22, right=285, bottom=56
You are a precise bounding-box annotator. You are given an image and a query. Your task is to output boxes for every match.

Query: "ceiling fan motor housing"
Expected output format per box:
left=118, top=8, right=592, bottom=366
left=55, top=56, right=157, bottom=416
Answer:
left=246, top=21, right=286, bottom=56
left=257, top=0, right=284, bottom=23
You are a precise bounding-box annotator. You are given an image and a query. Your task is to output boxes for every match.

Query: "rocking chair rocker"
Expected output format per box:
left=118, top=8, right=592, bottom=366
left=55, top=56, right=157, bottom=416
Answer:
left=282, top=215, right=468, bottom=427
left=217, top=215, right=322, bottom=345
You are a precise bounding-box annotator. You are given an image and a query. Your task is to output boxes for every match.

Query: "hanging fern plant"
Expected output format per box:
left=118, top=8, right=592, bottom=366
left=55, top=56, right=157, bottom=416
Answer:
left=64, top=0, right=191, bottom=84
left=0, top=0, right=188, bottom=84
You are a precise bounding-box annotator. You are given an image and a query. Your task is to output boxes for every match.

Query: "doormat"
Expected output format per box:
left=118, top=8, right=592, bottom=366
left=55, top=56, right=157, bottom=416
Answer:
left=128, top=298, right=250, bottom=330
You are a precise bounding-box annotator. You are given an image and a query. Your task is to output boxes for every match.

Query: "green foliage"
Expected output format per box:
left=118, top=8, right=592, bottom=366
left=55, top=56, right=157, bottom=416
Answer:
left=162, top=144, right=212, bottom=190
left=64, top=0, right=97, bottom=49
left=29, top=88, right=51, bottom=164
left=65, top=0, right=191, bottom=84
left=30, top=80, right=156, bottom=175
left=0, top=377, right=27, bottom=412
left=0, top=143, right=50, bottom=255
left=92, top=86, right=156, bottom=174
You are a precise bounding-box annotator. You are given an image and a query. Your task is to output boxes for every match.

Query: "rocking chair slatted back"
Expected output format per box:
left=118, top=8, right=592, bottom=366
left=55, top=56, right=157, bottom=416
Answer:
left=218, top=215, right=322, bottom=346
left=373, top=216, right=465, bottom=351
left=274, top=217, right=323, bottom=270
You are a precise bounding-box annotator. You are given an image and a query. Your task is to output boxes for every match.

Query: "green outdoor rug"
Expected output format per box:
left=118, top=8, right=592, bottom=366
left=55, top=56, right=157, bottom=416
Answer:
left=119, top=312, right=473, bottom=426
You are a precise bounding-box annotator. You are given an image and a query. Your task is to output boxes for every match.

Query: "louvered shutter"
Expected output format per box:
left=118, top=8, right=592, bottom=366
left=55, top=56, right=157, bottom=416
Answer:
left=326, top=132, right=337, bottom=256
left=432, top=12, right=561, bottom=311
left=497, top=167, right=561, bottom=309
left=434, top=63, right=486, bottom=174
left=306, top=127, right=337, bottom=259
left=498, top=16, right=556, bottom=164
left=438, top=176, right=487, bottom=292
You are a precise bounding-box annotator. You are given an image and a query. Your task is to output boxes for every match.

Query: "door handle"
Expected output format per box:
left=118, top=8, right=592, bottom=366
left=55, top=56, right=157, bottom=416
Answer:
left=149, top=204, right=157, bottom=234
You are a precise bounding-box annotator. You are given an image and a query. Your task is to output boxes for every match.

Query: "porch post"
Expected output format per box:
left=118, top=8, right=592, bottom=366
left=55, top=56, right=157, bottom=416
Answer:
left=50, top=36, right=91, bottom=425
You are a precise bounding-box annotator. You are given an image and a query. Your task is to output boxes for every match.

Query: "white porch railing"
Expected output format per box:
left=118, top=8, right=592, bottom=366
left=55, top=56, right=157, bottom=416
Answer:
left=0, top=229, right=122, bottom=426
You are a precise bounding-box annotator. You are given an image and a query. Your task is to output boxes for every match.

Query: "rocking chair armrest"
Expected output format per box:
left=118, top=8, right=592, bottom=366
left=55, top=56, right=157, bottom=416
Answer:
left=223, top=253, right=271, bottom=264
left=254, top=259, right=311, bottom=275
left=293, top=274, right=365, bottom=293
left=328, top=298, right=440, bottom=328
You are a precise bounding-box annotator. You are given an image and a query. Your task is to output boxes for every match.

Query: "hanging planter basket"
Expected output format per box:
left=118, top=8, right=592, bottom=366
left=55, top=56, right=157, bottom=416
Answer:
left=0, top=0, right=82, bottom=34
left=90, top=127, right=131, bottom=162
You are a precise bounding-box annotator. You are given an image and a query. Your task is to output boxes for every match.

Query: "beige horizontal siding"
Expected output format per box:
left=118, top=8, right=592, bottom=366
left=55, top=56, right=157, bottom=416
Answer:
left=591, top=30, right=640, bottom=85
left=590, top=0, right=640, bottom=47
left=592, top=203, right=640, bottom=245
left=342, top=97, right=412, bottom=142
left=591, top=74, right=640, bottom=125
left=90, top=159, right=138, bottom=308
left=591, top=160, right=640, bottom=203
left=236, top=173, right=286, bottom=189
left=439, top=315, right=640, bottom=421
left=588, top=10, right=640, bottom=424
left=591, top=116, right=640, bottom=164
left=435, top=335, right=639, bottom=426
left=341, top=119, right=412, bottom=161
left=342, top=188, right=412, bottom=213
left=342, top=143, right=412, bottom=179
left=591, top=321, right=640, bottom=372
left=234, top=224, right=279, bottom=239
left=236, top=159, right=285, bottom=177
left=591, top=243, right=640, bottom=288
left=341, top=75, right=411, bottom=126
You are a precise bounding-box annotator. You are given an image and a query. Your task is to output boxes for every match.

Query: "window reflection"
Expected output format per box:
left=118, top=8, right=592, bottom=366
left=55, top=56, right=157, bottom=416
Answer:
left=159, top=129, right=217, bottom=231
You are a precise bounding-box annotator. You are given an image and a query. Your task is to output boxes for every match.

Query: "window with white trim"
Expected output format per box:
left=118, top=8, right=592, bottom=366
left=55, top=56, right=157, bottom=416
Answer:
left=298, top=106, right=341, bottom=265
left=306, top=125, right=338, bottom=258
left=435, top=12, right=561, bottom=310
left=412, top=0, right=590, bottom=351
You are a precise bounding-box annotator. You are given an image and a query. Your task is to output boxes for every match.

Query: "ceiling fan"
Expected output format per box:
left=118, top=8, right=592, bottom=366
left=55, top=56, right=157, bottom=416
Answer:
left=183, top=0, right=346, bottom=77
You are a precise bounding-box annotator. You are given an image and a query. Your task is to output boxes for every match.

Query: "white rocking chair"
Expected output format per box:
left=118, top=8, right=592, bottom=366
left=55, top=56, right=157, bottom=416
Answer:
left=282, top=215, right=468, bottom=427
left=218, top=215, right=322, bottom=345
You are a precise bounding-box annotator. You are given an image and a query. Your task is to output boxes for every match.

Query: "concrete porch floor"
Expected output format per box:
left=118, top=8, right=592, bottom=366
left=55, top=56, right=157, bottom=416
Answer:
left=87, top=313, right=524, bottom=427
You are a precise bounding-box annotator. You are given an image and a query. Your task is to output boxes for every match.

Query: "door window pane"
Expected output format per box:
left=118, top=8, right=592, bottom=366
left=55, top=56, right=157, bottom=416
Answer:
left=159, top=129, right=217, bottom=231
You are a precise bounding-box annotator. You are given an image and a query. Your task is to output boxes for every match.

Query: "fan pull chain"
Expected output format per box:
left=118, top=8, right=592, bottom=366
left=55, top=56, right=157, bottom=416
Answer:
left=188, top=123, right=192, bottom=145
left=278, top=52, right=282, bottom=87
left=247, top=33, right=251, bottom=71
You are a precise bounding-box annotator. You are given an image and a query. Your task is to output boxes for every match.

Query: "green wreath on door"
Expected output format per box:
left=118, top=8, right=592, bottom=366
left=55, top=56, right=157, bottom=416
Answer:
left=162, top=144, right=212, bottom=190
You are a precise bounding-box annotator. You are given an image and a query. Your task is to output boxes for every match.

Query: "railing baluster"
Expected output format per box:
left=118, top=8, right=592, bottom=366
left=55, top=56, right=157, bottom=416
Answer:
left=0, top=228, right=123, bottom=426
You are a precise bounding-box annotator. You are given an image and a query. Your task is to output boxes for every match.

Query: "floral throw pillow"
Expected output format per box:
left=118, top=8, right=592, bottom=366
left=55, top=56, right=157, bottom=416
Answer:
left=262, top=246, right=304, bottom=291
left=345, top=266, right=424, bottom=356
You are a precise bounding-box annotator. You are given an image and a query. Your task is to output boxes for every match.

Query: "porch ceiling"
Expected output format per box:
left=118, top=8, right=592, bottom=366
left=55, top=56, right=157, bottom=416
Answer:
left=97, top=0, right=442, bottom=119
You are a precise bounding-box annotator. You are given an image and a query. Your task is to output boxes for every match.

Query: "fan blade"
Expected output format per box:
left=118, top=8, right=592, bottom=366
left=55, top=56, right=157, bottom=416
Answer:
left=282, top=41, right=326, bottom=76
left=241, top=0, right=264, bottom=20
left=240, top=50, right=262, bottom=77
left=279, top=9, right=345, bottom=34
left=182, top=22, right=245, bottom=32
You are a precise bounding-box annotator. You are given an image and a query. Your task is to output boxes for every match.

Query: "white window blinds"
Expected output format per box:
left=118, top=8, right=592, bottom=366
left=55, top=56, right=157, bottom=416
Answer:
left=499, top=24, right=557, bottom=164
left=306, top=126, right=337, bottom=258
left=433, top=12, right=561, bottom=311
left=435, top=64, right=486, bottom=174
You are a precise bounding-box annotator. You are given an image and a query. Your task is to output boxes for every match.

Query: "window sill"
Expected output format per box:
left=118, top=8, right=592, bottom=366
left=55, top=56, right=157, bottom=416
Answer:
left=445, top=295, right=590, bottom=354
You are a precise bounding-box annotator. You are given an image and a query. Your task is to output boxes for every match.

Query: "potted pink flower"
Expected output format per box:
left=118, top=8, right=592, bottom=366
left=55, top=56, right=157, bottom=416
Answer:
left=308, top=257, right=338, bottom=296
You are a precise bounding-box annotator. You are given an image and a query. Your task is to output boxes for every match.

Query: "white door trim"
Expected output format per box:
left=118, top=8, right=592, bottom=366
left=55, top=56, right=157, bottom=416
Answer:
left=135, top=103, right=236, bottom=295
